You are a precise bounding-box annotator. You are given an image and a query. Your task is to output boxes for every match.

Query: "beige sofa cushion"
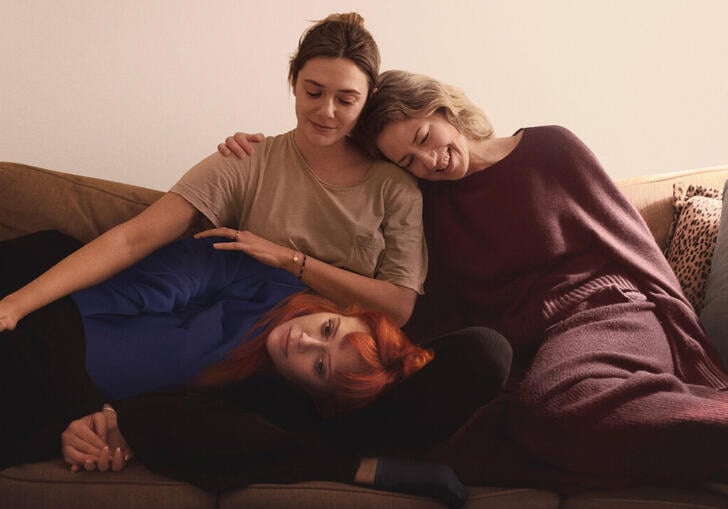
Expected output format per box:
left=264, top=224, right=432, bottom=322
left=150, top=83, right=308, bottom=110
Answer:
left=0, top=460, right=215, bottom=509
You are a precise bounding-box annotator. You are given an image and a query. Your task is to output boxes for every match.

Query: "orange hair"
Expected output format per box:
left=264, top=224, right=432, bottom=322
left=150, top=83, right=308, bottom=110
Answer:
left=193, top=291, right=432, bottom=414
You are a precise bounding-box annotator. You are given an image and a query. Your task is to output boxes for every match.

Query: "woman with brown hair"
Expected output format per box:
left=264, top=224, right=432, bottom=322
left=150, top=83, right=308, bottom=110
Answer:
left=0, top=12, right=426, bottom=340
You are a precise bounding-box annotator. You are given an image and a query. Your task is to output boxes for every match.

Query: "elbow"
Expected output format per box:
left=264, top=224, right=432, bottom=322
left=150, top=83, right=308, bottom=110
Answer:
left=391, top=290, right=416, bottom=327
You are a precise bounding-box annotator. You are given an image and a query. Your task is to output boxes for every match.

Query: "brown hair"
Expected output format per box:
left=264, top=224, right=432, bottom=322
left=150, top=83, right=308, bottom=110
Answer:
left=194, top=292, right=432, bottom=415
left=288, top=12, right=380, bottom=93
left=353, top=70, right=495, bottom=159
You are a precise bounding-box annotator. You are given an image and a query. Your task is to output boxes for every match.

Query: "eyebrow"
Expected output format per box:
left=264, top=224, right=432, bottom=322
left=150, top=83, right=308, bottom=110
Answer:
left=302, top=79, right=363, bottom=95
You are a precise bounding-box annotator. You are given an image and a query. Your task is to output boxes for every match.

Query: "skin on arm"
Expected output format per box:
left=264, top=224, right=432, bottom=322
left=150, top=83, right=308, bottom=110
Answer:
left=0, top=193, right=199, bottom=332
left=196, top=228, right=416, bottom=326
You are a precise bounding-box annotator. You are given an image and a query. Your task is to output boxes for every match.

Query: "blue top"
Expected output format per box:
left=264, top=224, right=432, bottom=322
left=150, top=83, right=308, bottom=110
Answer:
left=71, top=237, right=306, bottom=400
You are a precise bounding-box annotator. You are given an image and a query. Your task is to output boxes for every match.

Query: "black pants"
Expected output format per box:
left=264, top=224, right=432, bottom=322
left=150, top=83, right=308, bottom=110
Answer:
left=0, top=231, right=105, bottom=468
left=321, top=325, right=513, bottom=454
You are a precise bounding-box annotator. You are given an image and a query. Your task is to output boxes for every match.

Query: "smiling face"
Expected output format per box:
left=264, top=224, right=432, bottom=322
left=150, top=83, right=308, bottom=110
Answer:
left=266, top=312, right=370, bottom=396
left=376, top=113, right=472, bottom=181
left=293, top=57, right=369, bottom=150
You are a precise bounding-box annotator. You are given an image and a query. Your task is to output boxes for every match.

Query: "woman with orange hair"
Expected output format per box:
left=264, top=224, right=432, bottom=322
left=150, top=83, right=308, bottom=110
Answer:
left=2, top=230, right=508, bottom=508
left=0, top=230, right=430, bottom=466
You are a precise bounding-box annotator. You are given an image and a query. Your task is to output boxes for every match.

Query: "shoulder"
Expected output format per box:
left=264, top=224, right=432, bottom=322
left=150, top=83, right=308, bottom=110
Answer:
left=175, top=134, right=293, bottom=194
left=520, top=125, right=594, bottom=161
left=367, top=160, right=420, bottom=194
left=525, top=125, right=587, bottom=148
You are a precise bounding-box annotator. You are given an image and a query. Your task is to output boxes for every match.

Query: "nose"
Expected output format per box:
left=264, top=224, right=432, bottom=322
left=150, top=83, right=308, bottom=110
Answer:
left=317, top=97, right=335, bottom=118
left=297, top=331, right=324, bottom=352
left=417, top=148, right=438, bottom=172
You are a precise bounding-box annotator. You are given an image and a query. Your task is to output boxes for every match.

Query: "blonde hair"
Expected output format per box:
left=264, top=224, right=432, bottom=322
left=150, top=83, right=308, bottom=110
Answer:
left=288, top=12, right=380, bottom=93
left=353, top=70, right=494, bottom=159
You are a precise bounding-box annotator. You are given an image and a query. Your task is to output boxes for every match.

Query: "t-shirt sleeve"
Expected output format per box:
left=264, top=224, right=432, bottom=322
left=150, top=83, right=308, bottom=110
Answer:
left=376, top=169, right=428, bottom=294
left=170, top=152, right=251, bottom=229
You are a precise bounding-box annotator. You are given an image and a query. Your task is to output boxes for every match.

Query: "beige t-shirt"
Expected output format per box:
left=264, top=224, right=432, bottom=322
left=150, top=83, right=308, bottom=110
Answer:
left=171, top=131, right=426, bottom=293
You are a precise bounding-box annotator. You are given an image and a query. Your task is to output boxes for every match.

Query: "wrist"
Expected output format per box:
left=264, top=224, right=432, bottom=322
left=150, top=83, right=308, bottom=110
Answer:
left=286, top=250, right=307, bottom=279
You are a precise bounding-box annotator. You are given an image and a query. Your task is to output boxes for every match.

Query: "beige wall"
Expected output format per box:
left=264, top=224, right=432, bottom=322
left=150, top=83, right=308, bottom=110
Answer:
left=2, top=0, right=727, bottom=191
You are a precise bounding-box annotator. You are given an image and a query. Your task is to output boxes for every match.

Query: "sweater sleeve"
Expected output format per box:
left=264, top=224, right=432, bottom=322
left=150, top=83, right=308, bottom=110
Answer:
left=114, top=390, right=361, bottom=491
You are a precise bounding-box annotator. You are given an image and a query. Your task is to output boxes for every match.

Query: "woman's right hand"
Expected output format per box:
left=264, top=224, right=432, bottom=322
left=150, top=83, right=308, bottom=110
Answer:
left=217, top=132, right=264, bottom=159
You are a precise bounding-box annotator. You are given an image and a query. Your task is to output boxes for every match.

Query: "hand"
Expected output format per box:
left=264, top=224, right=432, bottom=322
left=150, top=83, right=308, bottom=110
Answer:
left=194, top=228, right=294, bottom=271
left=217, top=132, right=264, bottom=159
left=0, top=295, right=22, bottom=332
left=374, top=456, right=468, bottom=509
left=61, top=406, right=134, bottom=473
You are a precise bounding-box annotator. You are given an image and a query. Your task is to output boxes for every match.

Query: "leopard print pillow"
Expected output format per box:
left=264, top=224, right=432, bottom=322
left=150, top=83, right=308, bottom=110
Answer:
left=665, top=182, right=722, bottom=250
left=665, top=184, right=722, bottom=311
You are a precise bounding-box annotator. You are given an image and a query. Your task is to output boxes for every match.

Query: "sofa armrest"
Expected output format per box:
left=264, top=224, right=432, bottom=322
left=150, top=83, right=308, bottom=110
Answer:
left=0, top=162, right=163, bottom=243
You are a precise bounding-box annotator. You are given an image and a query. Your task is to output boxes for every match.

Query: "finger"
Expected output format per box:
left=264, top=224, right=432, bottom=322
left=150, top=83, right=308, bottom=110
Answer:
left=234, top=132, right=262, bottom=157
left=194, top=227, right=234, bottom=239
left=96, top=446, right=110, bottom=472
left=78, top=415, right=108, bottom=449
left=84, top=459, right=98, bottom=472
left=217, top=143, right=231, bottom=156
left=62, top=444, right=101, bottom=466
left=212, top=242, right=243, bottom=251
left=226, top=135, right=248, bottom=159
left=91, top=412, right=108, bottom=443
left=62, top=421, right=106, bottom=452
left=111, top=447, right=126, bottom=472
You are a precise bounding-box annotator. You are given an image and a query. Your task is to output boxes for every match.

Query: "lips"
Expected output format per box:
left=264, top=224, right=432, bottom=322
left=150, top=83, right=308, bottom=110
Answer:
left=310, top=120, right=337, bottom=131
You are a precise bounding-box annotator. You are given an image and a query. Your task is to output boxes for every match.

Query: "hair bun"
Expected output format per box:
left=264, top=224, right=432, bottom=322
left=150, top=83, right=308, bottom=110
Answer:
left=324, top=12, right=365, bottom=28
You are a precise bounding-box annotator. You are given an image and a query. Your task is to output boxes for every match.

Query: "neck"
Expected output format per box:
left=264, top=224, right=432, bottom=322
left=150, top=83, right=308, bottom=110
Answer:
left=293, top=130, right=371, bottom=186
left=467, top=132, right=523, bottom=175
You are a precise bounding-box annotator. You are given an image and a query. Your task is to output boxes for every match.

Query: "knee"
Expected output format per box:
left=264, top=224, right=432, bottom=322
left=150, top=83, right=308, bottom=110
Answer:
left=427, top=326, right=513, bottom=401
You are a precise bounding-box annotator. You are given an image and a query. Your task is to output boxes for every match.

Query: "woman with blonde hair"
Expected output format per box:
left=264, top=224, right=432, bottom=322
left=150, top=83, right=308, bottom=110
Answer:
left=351, top=69, right=728, bottom=490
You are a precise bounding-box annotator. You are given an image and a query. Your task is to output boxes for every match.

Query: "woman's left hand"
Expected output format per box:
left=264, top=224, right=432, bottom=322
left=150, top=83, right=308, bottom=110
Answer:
left=194, top=228, right=294, bottom=271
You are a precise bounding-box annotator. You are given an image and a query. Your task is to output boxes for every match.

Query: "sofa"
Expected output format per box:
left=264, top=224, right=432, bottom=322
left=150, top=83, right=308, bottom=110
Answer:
left=2, top=160, right=728, bottom=509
